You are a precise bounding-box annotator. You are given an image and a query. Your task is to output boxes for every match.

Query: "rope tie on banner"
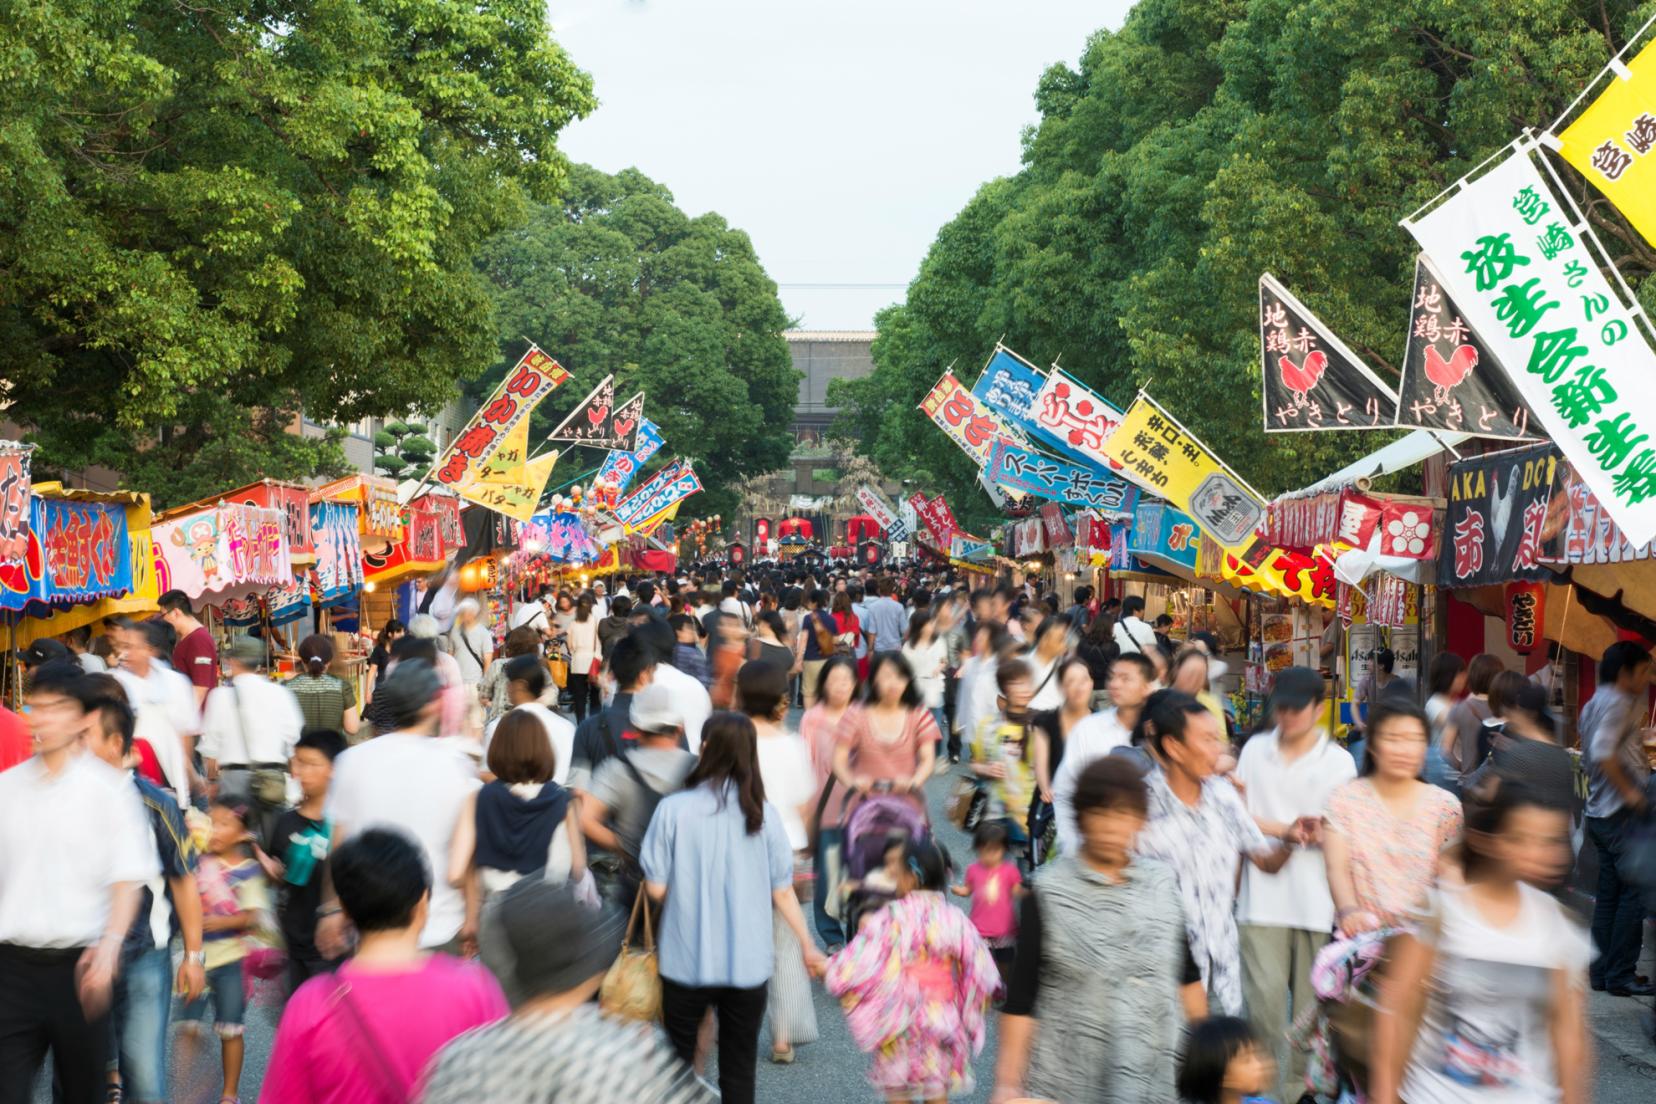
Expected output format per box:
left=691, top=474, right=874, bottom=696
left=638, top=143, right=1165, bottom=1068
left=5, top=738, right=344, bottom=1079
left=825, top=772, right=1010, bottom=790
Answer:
left=1545, top=11, right=1656, bottom=135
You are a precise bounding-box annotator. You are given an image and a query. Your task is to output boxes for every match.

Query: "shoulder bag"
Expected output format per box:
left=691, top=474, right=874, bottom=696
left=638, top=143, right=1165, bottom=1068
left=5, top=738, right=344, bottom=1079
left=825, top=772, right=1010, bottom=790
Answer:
left=600, top=886, right=662, bottom=1022
left=328, top=979, right=408, bottom=1104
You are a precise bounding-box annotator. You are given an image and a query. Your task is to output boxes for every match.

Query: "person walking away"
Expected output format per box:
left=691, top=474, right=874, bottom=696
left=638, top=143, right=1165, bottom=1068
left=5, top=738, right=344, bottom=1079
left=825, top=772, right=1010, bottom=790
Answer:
left=82, top=678, right=207, bottom=1104
left=827, top=838, right=1001, bottom=1103
left=940, top=591, right=970, bottom=762
left=65, top=625, right=106, bottom=673
left=262, top=830, right=508, bottom=1102
left=750, top=610, right=795, bottom=672
left=404, top=617, right=470, bottom=740
left=569, top=634, right=654, bottom=790
left=833, top=652, right=939, bottom=810
left=641, top=712, right=826, bottom=1104
left=969, top=660, right=1038, bottom=864
left=670, top=613, right=713, bottom=689
left=448, top=598, right=495, bottom=734
left=159, top=589, right=219, bottom=711
left=1581, top=640, right=1654, bottom=997
left=802, top=657, right=860, bottom=949
left=1233, top=667, right=1356, bottom=1102
left=598, top=595, right=635, bottom=662
left=178, top=798, right=273, bottom=1104
left=483, top=654, right=575, bottom=785
left=579, top=682, right=697, bottom=906
left=993, top=756, right=1208, bottom=1104
left=317, top=660, right=480, bottom=958
left=199, top=635, right=303, bottom=847
left=1323, top=702, right=1464, bottom=944
left=864, top=576, right=908, bottom=656
left=950, top=821, right=1023, bottom=980
left=739, top=661, right=821, bottom=1062
left=450, top=711, right=587, bottom=1000
left=1132, top=691, right=1294, bottom=1016
left=259, top=729, right=346, bottom=993
left=1112, top=594, right=1157, bottom=656
left=1443, top=653, right=1503, bottom=785
left=0, top=661, right=158, bottom=1104
left=1177, top=1016, right=1280, bottom=1104
left=112, top=617, right=202, bottom=804
left=419, top=878, right=714, bottom=1103
left=633, top=619, right=711, bottom=753
left=286, top=633, right=361, bottom=740
left=476, top=626, right=542, bottom=727
left=1371, top=780, right=1590, bottom=1104
left=1464, top=682, right=1578, bottom=822
left=798, top=589, right=839, bottom=709
left=1023, top=616, right=1071, bottom=713
left=902, top=610, right=949, bottom=757
left=566, top=594, right=602, bottom=722
left=953, top=621, right=1007, bottom=772
left=1424, top=652, right=1466, bottom=742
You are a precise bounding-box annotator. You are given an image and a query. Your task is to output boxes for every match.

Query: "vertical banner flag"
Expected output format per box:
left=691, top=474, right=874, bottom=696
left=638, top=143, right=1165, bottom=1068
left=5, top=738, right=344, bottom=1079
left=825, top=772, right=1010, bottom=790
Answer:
left=547, top=374, right=617, bottom=446
left=1100, top=393, right=1267, bottom=556
left=1405, top=138, right=1656, bottom=545
left=0, top=441, right=33, bottom=576
left=908, top=492, right=954, bottom=545
left=1029, top=367, right=1126, bottom=468
left=972, top=347, right=1046, bottom=426
left=987, top=436, right=1137, bottom=515
left=477, top=420, right=531, bottom=483
left=930, top=495, right=960, bottom=539
left=451, top=451, right=560, bottom=523
left=1553, top=37, right=1656, bottom=248
left=430, top=347, right=570, bottom=488
left=917, top=370, right=1025, bottom=501
left=1260, top=274, right=1398, bottom=431
left=1507, top=581, right=1546, bottom=655
left=607, top=391, right=646, bottom=454
left=855, top=485, right=897, bottom=533
left=596, top=418, right=665, bottom=494
left=615, top=459, right=702, bottom=527
left=1396, top=255, right=1535, bottom=438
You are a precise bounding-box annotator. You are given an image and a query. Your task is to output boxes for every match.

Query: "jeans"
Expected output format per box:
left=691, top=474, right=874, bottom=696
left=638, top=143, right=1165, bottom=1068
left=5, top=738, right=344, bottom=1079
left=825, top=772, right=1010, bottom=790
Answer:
left=180, top=961, right=246, bottom=1035
left=0, top=944, right=110, bottom=1104
left=1587, top=811, right=1648, bottom=989
left=661, top=978, right=768, bottom=1104
left=813, top=826, right=846, bottom=948
left=113, top=945, right=171, bottom=1103
left=930, top=707, right=948, bottom=757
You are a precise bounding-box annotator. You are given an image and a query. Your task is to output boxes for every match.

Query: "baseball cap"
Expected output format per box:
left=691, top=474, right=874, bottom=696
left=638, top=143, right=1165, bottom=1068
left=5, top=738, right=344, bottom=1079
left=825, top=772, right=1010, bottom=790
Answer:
left=629, top=681, right=684, bottom=734
left=20, top=639, right=69, bottom=668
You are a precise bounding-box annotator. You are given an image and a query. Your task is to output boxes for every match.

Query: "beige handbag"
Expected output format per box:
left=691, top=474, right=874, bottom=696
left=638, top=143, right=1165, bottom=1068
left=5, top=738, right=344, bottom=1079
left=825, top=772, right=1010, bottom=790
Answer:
left=599, top=887, right=662, bottom=1023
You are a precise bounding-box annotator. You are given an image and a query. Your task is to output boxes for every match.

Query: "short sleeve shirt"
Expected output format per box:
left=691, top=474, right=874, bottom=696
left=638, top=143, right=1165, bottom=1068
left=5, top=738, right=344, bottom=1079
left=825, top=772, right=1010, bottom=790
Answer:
left=122, top=776, right=199, bottom=958
left=1325, top=778, right=1462, bottom=927
left=172, top=627, right=220, bottom=694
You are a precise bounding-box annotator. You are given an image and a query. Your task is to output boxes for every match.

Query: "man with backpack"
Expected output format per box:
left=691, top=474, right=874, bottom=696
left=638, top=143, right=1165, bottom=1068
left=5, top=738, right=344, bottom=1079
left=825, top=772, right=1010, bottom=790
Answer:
left=577, top=682, right=696, bottom=906
left=798, top=589, right=841, bottom=708
left=567, top=635, right=654, bottom=792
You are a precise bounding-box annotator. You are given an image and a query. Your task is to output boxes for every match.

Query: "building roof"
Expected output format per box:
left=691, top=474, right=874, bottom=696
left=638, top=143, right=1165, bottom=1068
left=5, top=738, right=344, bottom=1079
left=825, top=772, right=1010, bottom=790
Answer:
left=783, top=330, right=877, bottom=343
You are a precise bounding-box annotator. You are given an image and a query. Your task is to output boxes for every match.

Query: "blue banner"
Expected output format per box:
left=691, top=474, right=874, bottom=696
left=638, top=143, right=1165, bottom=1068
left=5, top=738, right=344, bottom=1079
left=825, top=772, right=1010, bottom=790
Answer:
left=597, top=418, right=665, bottom=493
left=1126, top=501, right=1201, bottom=571
left=0, top=497, right=132, bottom=612
left=987, top=437, right=1138, bottom=516
left=525, top=511, right=602, bottom=563
left=972, top=349, right=1046, bottom=427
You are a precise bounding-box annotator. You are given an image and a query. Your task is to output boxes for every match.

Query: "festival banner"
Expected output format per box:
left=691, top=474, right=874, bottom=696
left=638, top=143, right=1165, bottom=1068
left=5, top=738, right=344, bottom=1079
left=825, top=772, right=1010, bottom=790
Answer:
left=855, top=484, right=897, bottom=532
left=1127, top=501, right=1201, bottom=571
left=452, top=450, right=560, bottom=523
left=430, top=346, right=570, bottom=488
left=916, top=370, right=1026, bottom=501
left=1405, top=138, right=1656, bottom=545
left=607, top=391, right=647, bottom=454
left=1028, top=367, right=1126, bottom=468
left=907, top=492, right=955, bottom=546
left=1100, top=393, right=1267, bottom=555
left=950, top=533, right=992, bottom=561
left=972, top=347, right=1047, bottom=427
left=596, top=417, right=664, bottom=494
left=476, top=420, right=531, bottom=483
left=0, top=497, right=134, bottom=612
left=524, top=511, right=604, bottom=563
left=1541, top=455, right=1656, bottom=564
left=1553, top=37, right=1656, bottom=248
left=1507, top=581, right=1547, bottom=655
left=1259, top=274, right=1397, bottom=432
left=987, top=435, right=1137, bottom=515
left=153, top=504, right=289, bottom=601
left=0, top=441, right=34, bottom=578
left=547, top=374, right=619, bottom=446
left=1438, top=441, right=1563, bottom=588
left=1396, top=256, right=1536, bottom=438
left=1218, top=543, right=1337, bottom=609
left=930, top=496, right=960, bottom=537
left=615, top=459, right=702, bottom=528
left=308, top=500, right=364, bottom=606
left=1038, top=503, right=1072, bottom=548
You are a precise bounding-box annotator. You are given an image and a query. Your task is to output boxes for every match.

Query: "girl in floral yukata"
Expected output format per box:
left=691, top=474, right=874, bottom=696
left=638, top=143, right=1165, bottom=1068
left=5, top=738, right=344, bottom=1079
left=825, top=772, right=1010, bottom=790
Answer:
left=826, top=837, right=1002, bottom=1103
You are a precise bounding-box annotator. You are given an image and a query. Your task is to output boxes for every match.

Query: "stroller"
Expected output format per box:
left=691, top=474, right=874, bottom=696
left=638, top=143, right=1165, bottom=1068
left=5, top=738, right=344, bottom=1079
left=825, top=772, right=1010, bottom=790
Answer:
left=838, top=789, right=930, bottom=935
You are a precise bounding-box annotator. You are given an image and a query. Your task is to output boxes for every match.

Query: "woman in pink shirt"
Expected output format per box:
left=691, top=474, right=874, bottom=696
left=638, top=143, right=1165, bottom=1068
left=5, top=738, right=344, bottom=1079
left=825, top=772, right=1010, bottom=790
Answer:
left=261, top=830, right=506, bottom=1103
left=832, top=653, right=939, bottom=809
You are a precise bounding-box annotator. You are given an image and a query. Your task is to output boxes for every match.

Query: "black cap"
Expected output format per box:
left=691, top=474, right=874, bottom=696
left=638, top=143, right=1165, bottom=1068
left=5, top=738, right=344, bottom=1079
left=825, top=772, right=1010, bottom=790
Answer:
left=20, top=639, right=69, bottom=668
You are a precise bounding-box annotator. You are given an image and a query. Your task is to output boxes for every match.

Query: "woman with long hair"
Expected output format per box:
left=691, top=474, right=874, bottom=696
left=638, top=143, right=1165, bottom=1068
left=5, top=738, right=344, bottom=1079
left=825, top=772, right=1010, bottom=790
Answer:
left=366, top=617, right=405, bottom=690
left=737, top=661, right=820, bottom=1062
left=830, top=591, right=862, bottom=658
left=902, top=610, right=949, bottom=750
left=289, top=633, right=361, bottom=739
left=802, top=656, right=860, bottom=948
left=640, top=712, right=825, bottom=1104
left=832, top=653, right=940, bottom=809
left=1028, top=657, right=1092, bottom=858
left=1444, top=653, right=1503, bottom=779
left=749, top=609, right=795, bottom=671
left=565, top=594, right=601, bottom=722
left=1324, top=702, right=1463, bottom=935
left=1424, top=652, right=1467, bottom=751
left=1024, top=616, right=1072, bottom=713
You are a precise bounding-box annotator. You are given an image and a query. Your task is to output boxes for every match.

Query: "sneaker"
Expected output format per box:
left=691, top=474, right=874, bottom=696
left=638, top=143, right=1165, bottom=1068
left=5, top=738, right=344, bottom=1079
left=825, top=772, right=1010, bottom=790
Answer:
left=695, top=1075, right=722, bottom=1098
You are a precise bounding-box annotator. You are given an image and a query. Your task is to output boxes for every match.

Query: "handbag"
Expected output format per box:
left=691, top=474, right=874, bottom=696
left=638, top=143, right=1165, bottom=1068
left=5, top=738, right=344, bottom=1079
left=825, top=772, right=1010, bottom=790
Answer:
left=229, top=685, right=288, bottom=806
left=946, top=774, right=988, bottom=830
left=546, top=655, right=569, bottom=689
left=811, top=611, right=838, bottom=657
left=599, top=887, right=662, bottom=1023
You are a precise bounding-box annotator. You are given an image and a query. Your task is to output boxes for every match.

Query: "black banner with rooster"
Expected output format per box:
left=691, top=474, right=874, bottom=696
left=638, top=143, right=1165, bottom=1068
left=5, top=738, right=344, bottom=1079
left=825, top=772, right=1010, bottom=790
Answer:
left=1395, top=256, right=1537, bottom=440
left=1259, top=274, right=1399, bottom=433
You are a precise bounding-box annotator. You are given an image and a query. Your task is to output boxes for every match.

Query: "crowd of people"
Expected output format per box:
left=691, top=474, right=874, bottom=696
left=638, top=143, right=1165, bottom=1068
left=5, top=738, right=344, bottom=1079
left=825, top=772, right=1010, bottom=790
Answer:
left=0, top=563, right=1651, bottom=1104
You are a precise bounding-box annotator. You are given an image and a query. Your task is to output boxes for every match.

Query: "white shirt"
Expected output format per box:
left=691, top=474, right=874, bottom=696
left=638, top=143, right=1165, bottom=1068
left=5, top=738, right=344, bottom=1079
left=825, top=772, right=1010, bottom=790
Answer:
left=449, top=624, right=493, bottom=684
left=0, top=753, right=159, bottom=947
left=327, top=733, right=481, bottom=948
left=1113, top=616, right=1156, bottom=655
left=77, top=652, right=108, bottom=674
left=114, top=664, right=200, bottom=802
left=483, top=703, right=576, bottom=787
left=902, top=638, right=948, bottom=709
left=198, top=673, right=304, bottom=767
left=1052, top=709, right=1133, bottom=853
left=650, top=661, right=712, bottom=754
left=1026, top=651, right=1064, bottom=712
left=509, top=601, right=550, bottom=632
left=756, top=732, right=817, bottom=851
left=954, top=655, right=996, bottom=750
left=566, top=617, right=600, bottom=671
left=1234, top=729, right=1356, bottom=931
left=719, top=595, right=751, bottom=627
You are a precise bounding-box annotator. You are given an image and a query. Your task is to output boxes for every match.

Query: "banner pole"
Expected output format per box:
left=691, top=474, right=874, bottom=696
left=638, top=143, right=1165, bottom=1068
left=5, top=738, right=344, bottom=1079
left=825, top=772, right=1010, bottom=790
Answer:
left=1545, top=11, right=1656, bottom=134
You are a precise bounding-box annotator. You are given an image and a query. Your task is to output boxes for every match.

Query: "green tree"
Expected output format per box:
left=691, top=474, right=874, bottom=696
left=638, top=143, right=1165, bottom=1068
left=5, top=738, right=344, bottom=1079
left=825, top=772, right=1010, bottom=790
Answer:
left=474, top=164, right=799, bottom=518
left=837, top=0, right=1656, bottom=514
left=1, top=0, right=594, bottom=508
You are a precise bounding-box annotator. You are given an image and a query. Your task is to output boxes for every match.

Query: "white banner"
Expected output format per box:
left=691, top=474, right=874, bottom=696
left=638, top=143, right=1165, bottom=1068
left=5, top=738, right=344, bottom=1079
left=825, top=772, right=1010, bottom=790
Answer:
left=1405, top=139, right=1656, bottom=545
left=855, top=484, right=897, bottom=529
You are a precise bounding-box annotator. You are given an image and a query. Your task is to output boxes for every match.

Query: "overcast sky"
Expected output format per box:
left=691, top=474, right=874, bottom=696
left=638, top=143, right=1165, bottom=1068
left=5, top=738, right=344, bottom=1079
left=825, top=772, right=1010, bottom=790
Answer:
left=547, top=0, right=1133, bottom=331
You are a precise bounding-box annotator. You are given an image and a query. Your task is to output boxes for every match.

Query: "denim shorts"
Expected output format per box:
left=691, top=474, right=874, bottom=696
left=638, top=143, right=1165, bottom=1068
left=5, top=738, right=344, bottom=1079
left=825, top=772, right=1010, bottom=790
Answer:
left=180, top=960, right=246, bottom=1037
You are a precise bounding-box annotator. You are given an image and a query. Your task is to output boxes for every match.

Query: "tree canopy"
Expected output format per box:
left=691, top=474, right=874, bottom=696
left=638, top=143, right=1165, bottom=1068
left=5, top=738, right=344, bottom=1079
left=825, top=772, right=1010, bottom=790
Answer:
left=1, top=0, right=594, bottom=507
left=474, top=163, right=798, bottom=518
left=833, top=0, right=1656, bottom=531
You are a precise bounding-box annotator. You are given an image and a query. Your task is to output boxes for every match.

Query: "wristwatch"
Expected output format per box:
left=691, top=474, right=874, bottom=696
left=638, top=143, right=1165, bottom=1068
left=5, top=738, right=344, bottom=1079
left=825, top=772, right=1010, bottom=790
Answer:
left=184, top=950, right=206, bottom=966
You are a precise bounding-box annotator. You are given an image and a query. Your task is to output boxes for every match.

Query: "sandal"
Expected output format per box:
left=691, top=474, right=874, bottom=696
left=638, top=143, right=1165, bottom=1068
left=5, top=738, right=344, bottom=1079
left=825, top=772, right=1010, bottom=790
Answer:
left=769, top=1045, right=795, bottom=1064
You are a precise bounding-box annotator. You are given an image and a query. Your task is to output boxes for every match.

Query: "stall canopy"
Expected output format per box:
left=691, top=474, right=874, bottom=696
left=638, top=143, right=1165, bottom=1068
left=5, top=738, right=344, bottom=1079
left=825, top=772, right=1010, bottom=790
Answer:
left=1294, top=429, right=1471, bottom=495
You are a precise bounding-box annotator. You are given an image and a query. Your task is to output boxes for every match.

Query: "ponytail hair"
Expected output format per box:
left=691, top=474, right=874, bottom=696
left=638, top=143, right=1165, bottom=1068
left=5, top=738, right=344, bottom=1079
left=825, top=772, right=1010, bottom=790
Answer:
left=298, top=634, right=335, bottom=678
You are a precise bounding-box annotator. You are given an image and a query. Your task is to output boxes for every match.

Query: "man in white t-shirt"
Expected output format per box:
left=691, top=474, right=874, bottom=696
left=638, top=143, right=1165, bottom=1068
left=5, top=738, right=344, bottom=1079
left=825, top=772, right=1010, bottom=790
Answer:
left=509, top=589, right=552, bottom=635
left=631, top=619, right=710, bottom=754
left=1233, top=666, right=1355, bottom=1100
left=1112, top=594, right=1157, bottom=655
left=111, top=619, right=202, bottom=804
left=1052, top=652, right=1154, bottom=852
left=321, top=660, right=480, bottom=953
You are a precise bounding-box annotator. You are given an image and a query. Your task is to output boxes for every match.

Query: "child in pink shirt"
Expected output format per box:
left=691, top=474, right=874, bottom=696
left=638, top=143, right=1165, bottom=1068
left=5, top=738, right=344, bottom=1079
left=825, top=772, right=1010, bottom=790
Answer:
left=951, top=821, right=1023, bottom=979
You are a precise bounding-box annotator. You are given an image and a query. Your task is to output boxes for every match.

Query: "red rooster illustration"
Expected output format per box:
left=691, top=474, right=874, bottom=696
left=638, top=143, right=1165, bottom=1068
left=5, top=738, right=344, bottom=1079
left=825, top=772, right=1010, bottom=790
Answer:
left=1423, top=343, right=1478, bottom=403
left=1277, top=350, right=1327, bottom=402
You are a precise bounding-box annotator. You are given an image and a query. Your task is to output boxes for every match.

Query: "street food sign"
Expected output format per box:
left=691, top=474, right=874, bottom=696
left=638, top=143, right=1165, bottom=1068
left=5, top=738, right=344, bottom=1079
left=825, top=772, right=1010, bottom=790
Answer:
left=987, top=436, right=1136, bottom=516
left=431, top=347, right=570, bottom=488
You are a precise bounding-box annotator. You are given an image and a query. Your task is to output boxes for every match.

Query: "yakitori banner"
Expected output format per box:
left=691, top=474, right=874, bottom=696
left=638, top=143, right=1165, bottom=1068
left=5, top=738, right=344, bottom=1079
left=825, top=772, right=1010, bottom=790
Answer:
left=1438, top=442, right=1563, bottom=588
left=1028, top=368, right=1125, bottom=469
left=1101, top=394, right=1266, bottom=555
left=1553, top=37, right=1656, bottom=248
left=1396, top=256, right=1535, bottom=439
left=548, top=375, right=620, bottom=447
left=1259, top=274, right=1397, bottom=432
left=596, top=417, right=664, bottom=493
left=987, top=436, right=1136, bottom=515
left=430, top=346, right=570, bottom=487
left=1406, top=139, right=1656, bottom=545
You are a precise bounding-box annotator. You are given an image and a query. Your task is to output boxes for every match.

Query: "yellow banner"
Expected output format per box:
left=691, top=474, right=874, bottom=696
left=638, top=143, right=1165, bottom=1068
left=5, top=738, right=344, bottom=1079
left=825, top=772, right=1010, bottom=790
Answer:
left=1557, top=38, right=1656, bottom=247
left=1099, top=394, right=1265, bottom=554
left=477, top=420, right=531, bottom=484
left=451, top=449, right=559, bottom=522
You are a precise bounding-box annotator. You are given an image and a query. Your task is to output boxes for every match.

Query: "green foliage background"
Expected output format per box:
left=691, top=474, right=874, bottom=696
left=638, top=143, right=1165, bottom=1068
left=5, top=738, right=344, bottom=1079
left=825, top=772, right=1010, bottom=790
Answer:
left=832, top=0, right=1656, bottom=533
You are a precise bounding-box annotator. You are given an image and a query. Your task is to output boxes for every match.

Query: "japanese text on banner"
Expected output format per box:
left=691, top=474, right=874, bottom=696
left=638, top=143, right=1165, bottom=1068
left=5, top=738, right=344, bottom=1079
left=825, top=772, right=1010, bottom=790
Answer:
left=987, top=436, right=1137, bottom=516
left=431, top=348, right=570, bottom=487
left=1554, top=38, right=1656, bottom=248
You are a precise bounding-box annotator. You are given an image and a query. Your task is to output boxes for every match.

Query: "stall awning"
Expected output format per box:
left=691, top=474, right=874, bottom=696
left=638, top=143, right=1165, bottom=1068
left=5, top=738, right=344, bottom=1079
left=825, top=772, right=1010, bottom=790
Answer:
left=1293, top=430, right=1471, bottom=495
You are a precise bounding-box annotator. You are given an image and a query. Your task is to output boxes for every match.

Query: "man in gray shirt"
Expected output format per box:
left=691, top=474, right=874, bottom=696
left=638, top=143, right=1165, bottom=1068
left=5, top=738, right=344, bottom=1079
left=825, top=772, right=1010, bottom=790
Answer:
left=1580, top=640, right=1653, bottom=997
left=863, top=576, right=909, bottom=655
